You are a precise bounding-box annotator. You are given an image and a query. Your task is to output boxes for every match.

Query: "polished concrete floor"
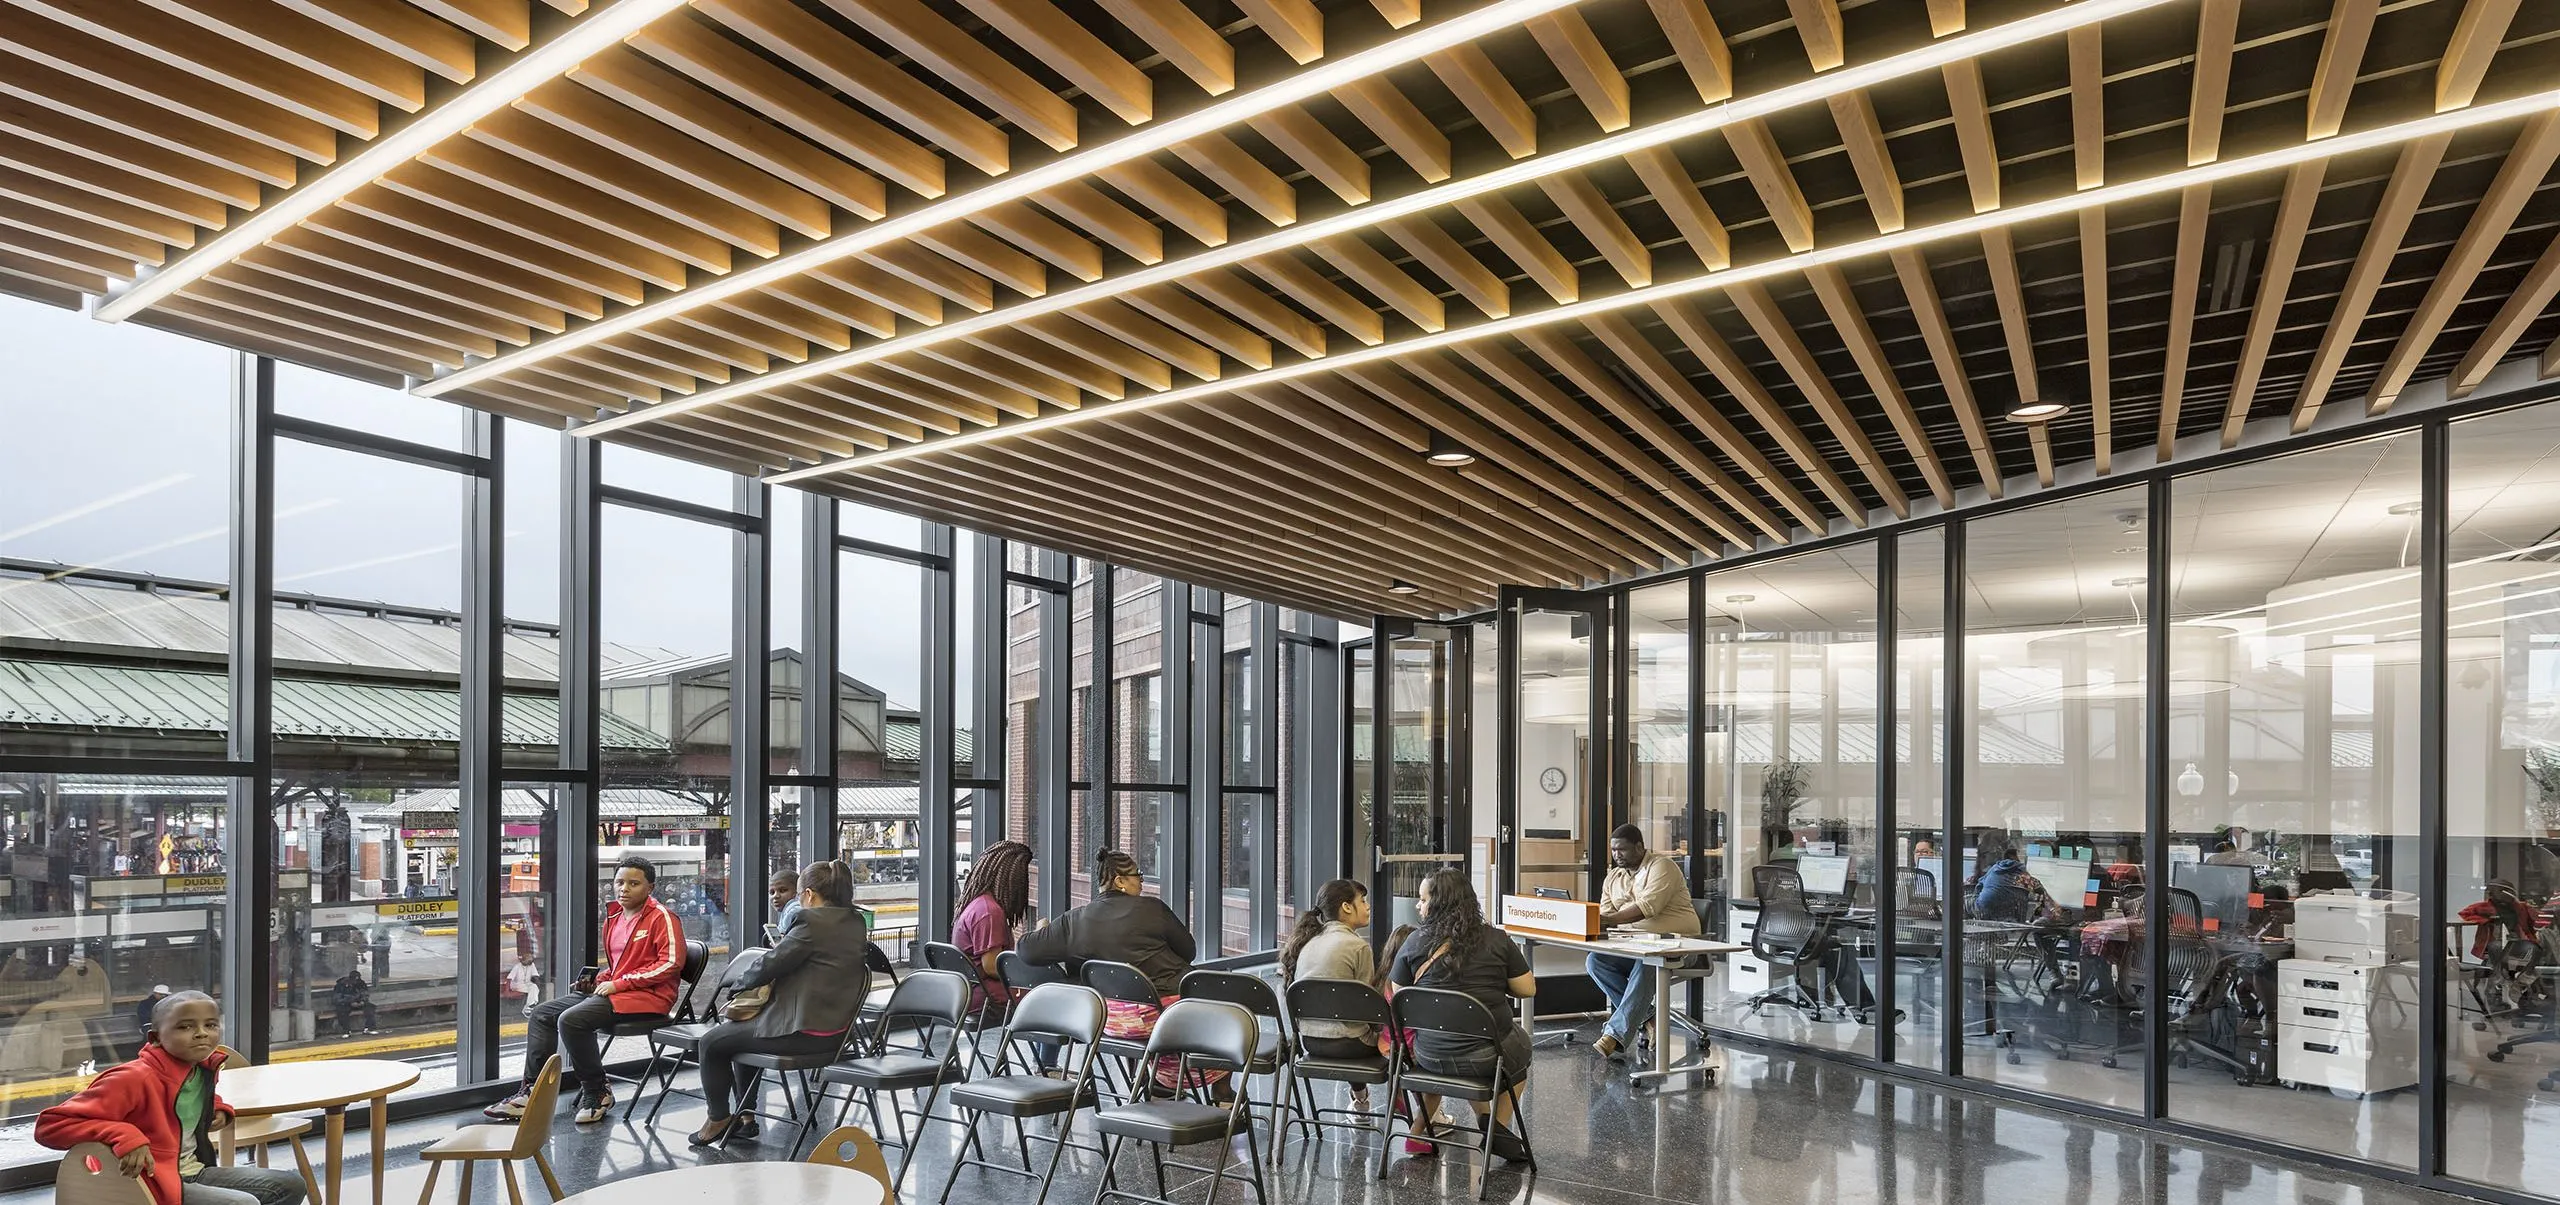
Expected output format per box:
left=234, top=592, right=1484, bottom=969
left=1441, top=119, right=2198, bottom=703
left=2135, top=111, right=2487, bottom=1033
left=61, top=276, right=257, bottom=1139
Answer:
left=10, top=1028, right=2477, bottom=1205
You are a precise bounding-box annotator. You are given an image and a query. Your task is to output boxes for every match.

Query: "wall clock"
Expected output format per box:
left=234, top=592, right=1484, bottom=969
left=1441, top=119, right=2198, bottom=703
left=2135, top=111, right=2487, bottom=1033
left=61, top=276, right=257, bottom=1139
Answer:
left=1538, top=767, right=1566, bottom=794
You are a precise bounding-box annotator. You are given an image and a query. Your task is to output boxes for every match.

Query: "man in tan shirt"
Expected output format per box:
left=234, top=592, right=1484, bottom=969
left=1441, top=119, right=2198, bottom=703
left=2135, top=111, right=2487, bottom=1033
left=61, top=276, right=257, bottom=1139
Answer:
left=1590, top=824, right=1700, bottom=1061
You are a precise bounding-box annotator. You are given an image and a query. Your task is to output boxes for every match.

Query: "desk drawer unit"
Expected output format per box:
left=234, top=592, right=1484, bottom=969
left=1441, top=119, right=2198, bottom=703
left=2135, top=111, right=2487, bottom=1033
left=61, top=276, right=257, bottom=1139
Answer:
left=2275, top=958, right=2417, bottom=1095
left=1727, top=905, right=1769, bottom=995
left=2276, top=1024, right=2416, bottom=1094
left=2277, top=959, right=2412, bottom=1007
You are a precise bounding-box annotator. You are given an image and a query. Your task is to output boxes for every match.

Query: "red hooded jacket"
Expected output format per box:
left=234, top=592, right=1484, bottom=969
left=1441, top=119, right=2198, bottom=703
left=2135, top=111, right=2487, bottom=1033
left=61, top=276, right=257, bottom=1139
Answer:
left=599, top=894, right=687, bottom=1015
left=37, top=1043, right=231, bottom=1205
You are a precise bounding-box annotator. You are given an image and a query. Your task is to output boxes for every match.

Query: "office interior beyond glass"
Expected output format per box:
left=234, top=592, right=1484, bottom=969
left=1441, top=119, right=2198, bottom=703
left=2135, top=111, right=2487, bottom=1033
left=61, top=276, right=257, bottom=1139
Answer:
left=1354, top=388, right=2560, bottom=1199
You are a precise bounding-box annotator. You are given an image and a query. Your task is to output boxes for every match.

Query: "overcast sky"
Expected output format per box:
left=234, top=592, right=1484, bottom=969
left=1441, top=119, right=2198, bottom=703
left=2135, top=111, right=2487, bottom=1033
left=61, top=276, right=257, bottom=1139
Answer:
left=1, top=296, right=937, bottom=704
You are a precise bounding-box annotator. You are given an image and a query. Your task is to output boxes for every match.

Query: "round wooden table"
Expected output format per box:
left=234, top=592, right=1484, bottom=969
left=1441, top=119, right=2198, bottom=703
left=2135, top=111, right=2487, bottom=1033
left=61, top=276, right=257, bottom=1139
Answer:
left=552, top=1162, right=889, bottom=1205
left=221, top=1059, right=421, bottom=1205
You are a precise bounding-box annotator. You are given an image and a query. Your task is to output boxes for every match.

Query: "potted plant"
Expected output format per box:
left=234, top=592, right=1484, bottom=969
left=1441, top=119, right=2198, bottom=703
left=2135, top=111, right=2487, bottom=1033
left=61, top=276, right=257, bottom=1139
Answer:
left=2527, top=746, right=2560, bottom=835
left=1761, top=758, right=1812, bottom=828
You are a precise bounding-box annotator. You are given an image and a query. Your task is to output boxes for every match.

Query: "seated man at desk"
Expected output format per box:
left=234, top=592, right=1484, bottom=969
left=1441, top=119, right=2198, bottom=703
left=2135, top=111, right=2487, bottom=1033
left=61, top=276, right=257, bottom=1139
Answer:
left=1587, top=825, right=1700, bottom=1063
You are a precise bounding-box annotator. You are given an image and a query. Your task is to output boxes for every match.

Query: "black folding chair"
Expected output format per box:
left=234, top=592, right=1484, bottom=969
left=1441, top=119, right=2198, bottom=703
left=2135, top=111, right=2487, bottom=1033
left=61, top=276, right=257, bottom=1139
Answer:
left=1377, top=987, right=1532, bottom=1200
left=999, top=951, right=1072, bottom=1075
left=935, top=982, right=1107, bottom=1205
left=1088, top=999, right=1268, bottom=1205
left=1176, top=970, right=1289, bottom=1165
left=1278, top=978, right=1391, bottom=1156
left=926, top=940, right=1008, bottom=1072
left=810, top=968, right=973, bottom=1191
left=1081, top=960, right=1161, bottom=1102
left=634, top=947, right=765, bottom=1122
left=600, top=939, right=708, bottom=1113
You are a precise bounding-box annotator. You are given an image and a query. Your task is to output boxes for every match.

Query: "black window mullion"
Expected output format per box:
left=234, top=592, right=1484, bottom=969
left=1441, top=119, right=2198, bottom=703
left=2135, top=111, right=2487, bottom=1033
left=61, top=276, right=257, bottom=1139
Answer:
left=224, top=353, right=276, bottom=1062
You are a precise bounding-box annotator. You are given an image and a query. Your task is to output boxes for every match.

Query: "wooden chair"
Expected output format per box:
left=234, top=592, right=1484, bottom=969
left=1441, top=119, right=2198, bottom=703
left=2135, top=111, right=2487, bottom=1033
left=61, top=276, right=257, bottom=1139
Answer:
left=54, top=1143, right=151, bottom=1205
left=416, top=1055, right=566, bottom=1205
left=215, top=1045, right=321, bottom=1204
left=804, top=1125, right=895, bottom=1205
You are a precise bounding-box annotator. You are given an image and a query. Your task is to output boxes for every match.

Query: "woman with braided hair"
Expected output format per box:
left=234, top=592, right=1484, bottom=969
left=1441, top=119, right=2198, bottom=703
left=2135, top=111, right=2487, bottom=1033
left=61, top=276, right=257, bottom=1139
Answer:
left=951, top=839, right=1034, bottom=1014
left=1019, top=849, right=1208, bottom=1092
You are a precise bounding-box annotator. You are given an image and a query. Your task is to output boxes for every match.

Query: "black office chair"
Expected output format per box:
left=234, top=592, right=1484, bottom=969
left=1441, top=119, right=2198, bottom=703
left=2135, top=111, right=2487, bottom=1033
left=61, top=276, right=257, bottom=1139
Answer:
left=600, top=939, right=708, bottom=1111
left=936, top=982, right=1107, bottom=1205
left=1082, top=960, right=1162, bottom=1101
left=809, top=968, right=973, bottom=1186
left=634, top=947, right=766, bottom=1122
left=1375, top=987, right=1531, bottom=1200
left=1746, top=865, right=1838, bottom=1022
left=1089, top=999, right=1268, bottom=1205
left=1176, top=970, right=1289, bottom=1164
left=1278, top=978, right=1391, bottom=1154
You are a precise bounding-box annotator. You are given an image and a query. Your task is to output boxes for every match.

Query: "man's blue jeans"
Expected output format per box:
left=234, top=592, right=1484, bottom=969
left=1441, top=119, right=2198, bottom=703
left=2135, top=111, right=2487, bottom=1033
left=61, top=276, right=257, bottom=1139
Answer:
left=1587, top=952, right=1655, bottom=1042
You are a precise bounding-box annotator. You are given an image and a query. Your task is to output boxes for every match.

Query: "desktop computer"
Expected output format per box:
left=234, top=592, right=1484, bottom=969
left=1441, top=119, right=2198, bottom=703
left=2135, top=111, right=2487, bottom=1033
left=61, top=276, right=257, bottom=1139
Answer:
left=1796, top=853, right=1851, bottom=898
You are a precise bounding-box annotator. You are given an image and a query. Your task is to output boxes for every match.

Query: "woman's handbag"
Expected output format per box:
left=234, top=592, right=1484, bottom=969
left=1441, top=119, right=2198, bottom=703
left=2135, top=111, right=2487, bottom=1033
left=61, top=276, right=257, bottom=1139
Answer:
left=724, top=984, right=771, bottom=1022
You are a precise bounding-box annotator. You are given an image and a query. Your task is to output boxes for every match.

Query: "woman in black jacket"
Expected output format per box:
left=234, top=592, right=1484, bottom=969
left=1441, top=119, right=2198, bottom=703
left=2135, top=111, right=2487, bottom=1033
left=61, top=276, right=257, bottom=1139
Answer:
left=684, top=860, right=870, bottom=1147
left=1018, top=849, right=1201, bottom=1088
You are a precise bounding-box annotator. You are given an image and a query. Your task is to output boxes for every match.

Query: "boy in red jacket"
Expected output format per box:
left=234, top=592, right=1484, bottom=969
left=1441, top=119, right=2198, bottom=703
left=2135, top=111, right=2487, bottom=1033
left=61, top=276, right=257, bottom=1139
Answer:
left=38, top=991, right=305, bottom=1205
left=485, top=855, right=687, bottom=1124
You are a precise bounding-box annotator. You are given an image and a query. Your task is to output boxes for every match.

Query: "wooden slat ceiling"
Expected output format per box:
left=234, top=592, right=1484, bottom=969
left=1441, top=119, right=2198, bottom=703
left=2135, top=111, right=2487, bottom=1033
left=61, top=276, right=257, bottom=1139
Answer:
left=10, top=0, right=2560, bottom=620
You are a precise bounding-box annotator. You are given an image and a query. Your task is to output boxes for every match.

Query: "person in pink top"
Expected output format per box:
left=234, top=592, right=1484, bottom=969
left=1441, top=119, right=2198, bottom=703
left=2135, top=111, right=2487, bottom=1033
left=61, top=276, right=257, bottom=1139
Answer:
left=950, top=840, right=1033, bottom=1015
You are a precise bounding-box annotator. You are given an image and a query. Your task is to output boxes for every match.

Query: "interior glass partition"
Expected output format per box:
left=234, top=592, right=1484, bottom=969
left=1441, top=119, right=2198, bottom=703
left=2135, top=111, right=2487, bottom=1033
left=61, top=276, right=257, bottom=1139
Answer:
left=2444, top=402, right=2560, bottom=1195
left=1510, top=603, right=1597, bottom=902
left=1894, top=529, right=1949, bottom=1071
left=2164, top=432, right=2423, bottom=1163
left=1961, top=487, right=2150, bottom=1110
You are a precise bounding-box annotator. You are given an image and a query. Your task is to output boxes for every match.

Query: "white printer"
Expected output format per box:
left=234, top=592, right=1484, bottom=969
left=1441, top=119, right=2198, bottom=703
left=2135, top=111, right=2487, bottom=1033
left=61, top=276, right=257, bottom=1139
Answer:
left=2276, top=891, right=2419, bottom=1095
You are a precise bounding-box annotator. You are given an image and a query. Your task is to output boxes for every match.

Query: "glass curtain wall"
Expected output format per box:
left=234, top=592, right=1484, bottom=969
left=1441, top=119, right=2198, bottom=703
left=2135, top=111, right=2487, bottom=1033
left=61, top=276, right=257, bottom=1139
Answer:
left=0, top=288, right=1343, bottom=1175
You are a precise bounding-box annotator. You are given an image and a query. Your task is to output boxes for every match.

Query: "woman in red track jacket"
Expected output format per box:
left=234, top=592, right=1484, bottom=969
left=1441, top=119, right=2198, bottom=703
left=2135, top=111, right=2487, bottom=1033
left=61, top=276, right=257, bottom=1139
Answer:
left=485, top=855, right=688, bottom=1124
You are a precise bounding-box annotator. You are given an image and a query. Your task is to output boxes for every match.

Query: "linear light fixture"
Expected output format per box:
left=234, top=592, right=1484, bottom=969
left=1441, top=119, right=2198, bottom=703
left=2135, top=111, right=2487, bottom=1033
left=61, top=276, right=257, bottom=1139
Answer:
left=769, top=86, right=2560, bottom=484
left=93, top=0, right=694, bottom=324
left=569, top=0, right=2175, bottom=436
left=419, top=0, right=1598, bottom=399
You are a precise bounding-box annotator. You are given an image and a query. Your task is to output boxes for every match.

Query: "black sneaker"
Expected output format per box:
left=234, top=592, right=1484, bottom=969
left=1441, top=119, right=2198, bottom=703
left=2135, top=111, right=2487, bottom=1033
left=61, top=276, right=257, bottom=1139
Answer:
left=574, top=1089, right=612, bottom=1125
left=482, top=1093, right=529, bottom=1121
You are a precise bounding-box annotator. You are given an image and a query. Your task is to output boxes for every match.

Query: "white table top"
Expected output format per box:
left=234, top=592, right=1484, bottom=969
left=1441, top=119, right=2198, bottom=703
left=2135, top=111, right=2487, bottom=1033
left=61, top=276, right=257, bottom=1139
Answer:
left=223, top=1059, right=421, bottom=1114
left=1502, top=927, right=1747, bottom=959
left=554, top=1161, right=888, bottom=1205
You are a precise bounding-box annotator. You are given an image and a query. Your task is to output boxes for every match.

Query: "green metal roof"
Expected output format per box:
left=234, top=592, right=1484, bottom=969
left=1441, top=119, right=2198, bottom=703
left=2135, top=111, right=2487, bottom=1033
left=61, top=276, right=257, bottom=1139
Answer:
left=0, top=658, right=666, bottom=750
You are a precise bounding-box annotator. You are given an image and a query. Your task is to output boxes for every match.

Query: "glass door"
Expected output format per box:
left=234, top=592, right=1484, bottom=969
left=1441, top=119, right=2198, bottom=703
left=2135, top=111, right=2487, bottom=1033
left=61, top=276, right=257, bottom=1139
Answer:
left=1500, top=589, right=1611, bottom=903
left=1368, top=622, right=1470, bottom=932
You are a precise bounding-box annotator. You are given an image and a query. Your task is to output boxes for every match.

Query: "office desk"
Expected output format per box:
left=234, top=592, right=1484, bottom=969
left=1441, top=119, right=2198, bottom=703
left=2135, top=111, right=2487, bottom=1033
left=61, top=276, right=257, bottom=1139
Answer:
left=1502, top=927, right=1747, bottom=1084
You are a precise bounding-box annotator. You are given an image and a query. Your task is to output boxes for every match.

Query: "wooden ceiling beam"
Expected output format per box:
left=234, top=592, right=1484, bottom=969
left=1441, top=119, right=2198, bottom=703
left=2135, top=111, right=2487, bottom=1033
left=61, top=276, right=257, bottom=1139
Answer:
left=1036, top=180, right=1164, bottom=264
left=1096, top=158, right=1227, bottom=248
left=2152, top=184, right=2210, bottom=461
left=1527, top=10, right=1629, bottom=132
left=1128, top=279, right=1273, bottom=367
left=1335, top=367, right=1682, bottom=566
left=1728, top=280, right=1910, bottom=518
left=0, top=12, right=337, bottom=160
left=1539, top=174, right=1649, bottom=287
left=1506, top=328, right=1787, bottom=542
left=1070, top=297, right=1220, bottom=381
left=0, top=47, right=296, bottom=186
left=819, top=0, right=1078, bottom=151
left=2367, top=112, right=2560, bottom=414
left=1404, top=349, right=1740, bottom=548
left=1092, top=0, right=1233, bottom=95
left=2069, top=26, right=2104, bottom=188
left=2187, top=0, right=2241, bottom=165
left=1312, top=234, right=1444, bottom=332
left=407, top=0, right=529, bottom=52
left=469, top=107, right=778, bottom=257
left=570, top=46, right=886, bottom=220
left=1015, top=312, right=1172, bottom=391
left=1454, top=194, right=1577, bottom=304
left=14, top=0, right=378, bottom=136
left=1981, top=226, right=2038, bottom=406
left=1724, top=120, right=1815, bottom=252
left=1248, top=108, right=1369, bottom=204
left=1424, top=45, right=1534, bottom=158
left=1452, top=342, right=1759, bottom=545
left=696, top=0, right=1008, bottom=176
left=272, top=0, right=476, bottom=83
left=208, top=262, right=499, bottom=360
left=627, top=16, right=943, bottom=197
left=515, top=80, right=837, bottom=238
left=2307, top=0, right=2378, bottom=141
left=764, top=274, right=893, bottom=340
left=1647, top=0, right=1731, bottom=104
left=1332, top=77, right=1449, bottom=183
left=914, top=224, right=1047, bottom=299
left=1233, top=0, right=1321, bottom=64
left=1185, top=266, right=1328, bottom=357
left=955, top=0, right=1151, bottom=126
left=2219, top=160, right=2324, bottom=446
left=131, top=0, right=428, bottom=112
left=2450, top=230, right=2560, bottom=397
left=1579, top=312, right=1828, bottom=532
left=810, top=260, right=944, bottom=326
left=969, top=202, right=1102, bottom=282
left=2074, top=211, right=2109, bottom=477
left=1380, top=214, right=1507, bottom=319
left=1171, top=134, right=1294, bottom=227
left=1827, top=92, right=1903, bottom=233
left=0, top=130, right=227, bottom=228
left=861, top=244, right=995, bottom=313
left=1803, top=264, right=1953, bottom=508
left=2438, top=0, right=2522, bottom=112
left=357, top=172, right=659, bottom=300
left=718, top=291, right=853, bottom=353
left=2290, top=134, right=2448, bottom=431
left=270, top=221, right=567, bottom=332
left=235, top=243, right=535, bottom=344
left=1624, top=147, right=1729, bottom=270
left=1784, top=0, right=1845, bottom=71
left=1646, top=299, right=1865, bottom=525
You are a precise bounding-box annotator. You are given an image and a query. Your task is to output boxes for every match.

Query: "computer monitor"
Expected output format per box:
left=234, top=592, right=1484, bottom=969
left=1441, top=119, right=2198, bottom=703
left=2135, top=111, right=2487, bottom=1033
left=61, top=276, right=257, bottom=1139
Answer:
left=2026, top=857, right=2095, bottom=910
left=1797, top=854, right=1851, bottom=897
left=2172, top=861, right=2255, bottom=933
left=1913, top=857, right=1943, bottom=896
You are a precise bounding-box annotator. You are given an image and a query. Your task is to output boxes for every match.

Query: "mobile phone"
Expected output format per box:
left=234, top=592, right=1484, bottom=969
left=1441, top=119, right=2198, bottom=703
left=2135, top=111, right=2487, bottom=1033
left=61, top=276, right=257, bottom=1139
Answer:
left=577, top=964, right=599, bottom=982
